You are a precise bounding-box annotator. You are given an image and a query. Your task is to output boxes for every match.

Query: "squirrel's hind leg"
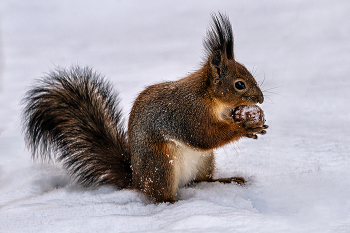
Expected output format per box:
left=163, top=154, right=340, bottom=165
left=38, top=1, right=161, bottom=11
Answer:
left=136, top=140, right=178, bottom=203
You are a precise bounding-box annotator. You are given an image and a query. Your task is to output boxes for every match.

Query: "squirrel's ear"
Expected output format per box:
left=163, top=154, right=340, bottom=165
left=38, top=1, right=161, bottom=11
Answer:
left=210, top=50, right=225, bottom=84
left=204, top=13, right=235, bottom=66
left=211, top=50, right=222, bottom=68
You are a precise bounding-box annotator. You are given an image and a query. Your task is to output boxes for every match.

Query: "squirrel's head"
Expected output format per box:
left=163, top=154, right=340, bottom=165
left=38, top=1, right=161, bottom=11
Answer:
left=204, top=13, right=263, bottom=107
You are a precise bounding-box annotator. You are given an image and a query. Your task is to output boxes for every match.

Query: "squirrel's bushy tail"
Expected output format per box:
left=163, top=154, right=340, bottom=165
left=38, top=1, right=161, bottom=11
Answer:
left=22, top=66, right=132, bottom=188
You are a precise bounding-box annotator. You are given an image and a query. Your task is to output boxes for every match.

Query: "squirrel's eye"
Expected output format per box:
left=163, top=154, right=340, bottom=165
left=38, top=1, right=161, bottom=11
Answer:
left=234, top=81, right=246, bottom=91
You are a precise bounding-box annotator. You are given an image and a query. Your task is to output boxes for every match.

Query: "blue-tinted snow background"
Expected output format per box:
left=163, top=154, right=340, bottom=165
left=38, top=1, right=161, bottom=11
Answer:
left=1, top=0, right=350, bottom=232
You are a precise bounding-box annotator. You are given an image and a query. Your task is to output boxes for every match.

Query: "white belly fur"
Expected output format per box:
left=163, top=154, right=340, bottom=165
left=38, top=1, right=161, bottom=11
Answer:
left=169, top=139, right=212, bottom=188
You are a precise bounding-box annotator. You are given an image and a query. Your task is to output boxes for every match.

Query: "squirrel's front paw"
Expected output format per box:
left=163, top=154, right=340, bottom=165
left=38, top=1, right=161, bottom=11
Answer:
left=232, top=105, right=268, bottom=139
left=242, top=119, right=269, bottom=139
left=245, top=131, right=267, bottom=139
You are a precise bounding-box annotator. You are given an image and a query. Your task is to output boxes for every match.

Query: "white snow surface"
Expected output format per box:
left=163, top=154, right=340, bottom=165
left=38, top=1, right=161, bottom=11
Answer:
left=1, top=0, right=350, bottom=232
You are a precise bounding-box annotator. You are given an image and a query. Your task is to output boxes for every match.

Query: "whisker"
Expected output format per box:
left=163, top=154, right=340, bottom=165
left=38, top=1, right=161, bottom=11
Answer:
left=265, top=96, right=275, bottom=105
left=259, top=75, right=266, bottom=87
left=260, top=72, right=269, bottom=89
left=262, top=85, right=282, bottom=92
left=263, top=90, right=281, bottom=96
left=251, top=65, right=255, bottom=76
left=253, top=65, right=259, bottom=78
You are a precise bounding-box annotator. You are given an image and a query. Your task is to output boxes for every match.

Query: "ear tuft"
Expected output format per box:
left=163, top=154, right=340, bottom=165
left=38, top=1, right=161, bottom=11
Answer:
left=203, top=12, right=234, bottom=61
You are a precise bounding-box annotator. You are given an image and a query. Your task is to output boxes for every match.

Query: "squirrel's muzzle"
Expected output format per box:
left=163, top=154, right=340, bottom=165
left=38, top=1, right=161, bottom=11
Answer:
left=253, top=88, right=264, bottom=104
left=257, top=93, right=264, bottom=104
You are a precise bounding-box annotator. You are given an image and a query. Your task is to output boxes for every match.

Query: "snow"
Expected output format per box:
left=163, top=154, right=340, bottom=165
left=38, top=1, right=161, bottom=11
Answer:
left=233, top=105, right=264, bottom=124
left=1, top=0, right=350, bottom=232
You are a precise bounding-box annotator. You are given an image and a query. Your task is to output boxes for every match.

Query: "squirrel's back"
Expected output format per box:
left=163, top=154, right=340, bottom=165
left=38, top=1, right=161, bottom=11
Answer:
left=128, top=71, right=211, bottom=149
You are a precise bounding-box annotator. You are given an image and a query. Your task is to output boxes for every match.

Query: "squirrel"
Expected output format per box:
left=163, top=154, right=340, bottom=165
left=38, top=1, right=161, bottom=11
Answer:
left=22, top=13, right=268, bottom=203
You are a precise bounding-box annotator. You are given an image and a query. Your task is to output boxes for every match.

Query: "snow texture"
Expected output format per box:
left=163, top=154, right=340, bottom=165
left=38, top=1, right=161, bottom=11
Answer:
left=1, top=0, right=350, bottom=232
left=233, top=105, right=265, bottom=124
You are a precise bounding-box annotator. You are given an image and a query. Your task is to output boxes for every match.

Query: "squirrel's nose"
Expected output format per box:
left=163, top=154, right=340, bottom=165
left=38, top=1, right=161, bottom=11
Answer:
left=258, top=94, right=264, bottom=104
left=257, top=89, right=264, bottom=104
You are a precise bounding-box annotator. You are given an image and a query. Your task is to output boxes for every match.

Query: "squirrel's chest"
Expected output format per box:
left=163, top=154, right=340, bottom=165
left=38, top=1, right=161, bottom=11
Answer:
left=170, top=139, right=213, bottom=188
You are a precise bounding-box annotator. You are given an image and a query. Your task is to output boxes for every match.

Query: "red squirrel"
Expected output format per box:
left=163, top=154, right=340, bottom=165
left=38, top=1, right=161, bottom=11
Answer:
left=22, top=13, right=267, bottom=203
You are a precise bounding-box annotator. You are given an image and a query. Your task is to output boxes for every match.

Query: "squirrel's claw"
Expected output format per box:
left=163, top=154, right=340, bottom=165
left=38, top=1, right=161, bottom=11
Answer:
left=259, top=130, right=267, bottom=135
left=246, top=134, right=258, bottom=139
left=245, top=128, right=267, bottom=139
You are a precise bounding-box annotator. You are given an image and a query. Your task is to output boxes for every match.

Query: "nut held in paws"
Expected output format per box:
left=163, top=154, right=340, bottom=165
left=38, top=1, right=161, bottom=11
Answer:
left=232, top=105, right=265, bottom=125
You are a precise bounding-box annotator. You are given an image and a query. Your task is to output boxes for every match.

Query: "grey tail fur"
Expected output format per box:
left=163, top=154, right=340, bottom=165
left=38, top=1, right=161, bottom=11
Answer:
left=22, top=66, right=132, bottom=188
